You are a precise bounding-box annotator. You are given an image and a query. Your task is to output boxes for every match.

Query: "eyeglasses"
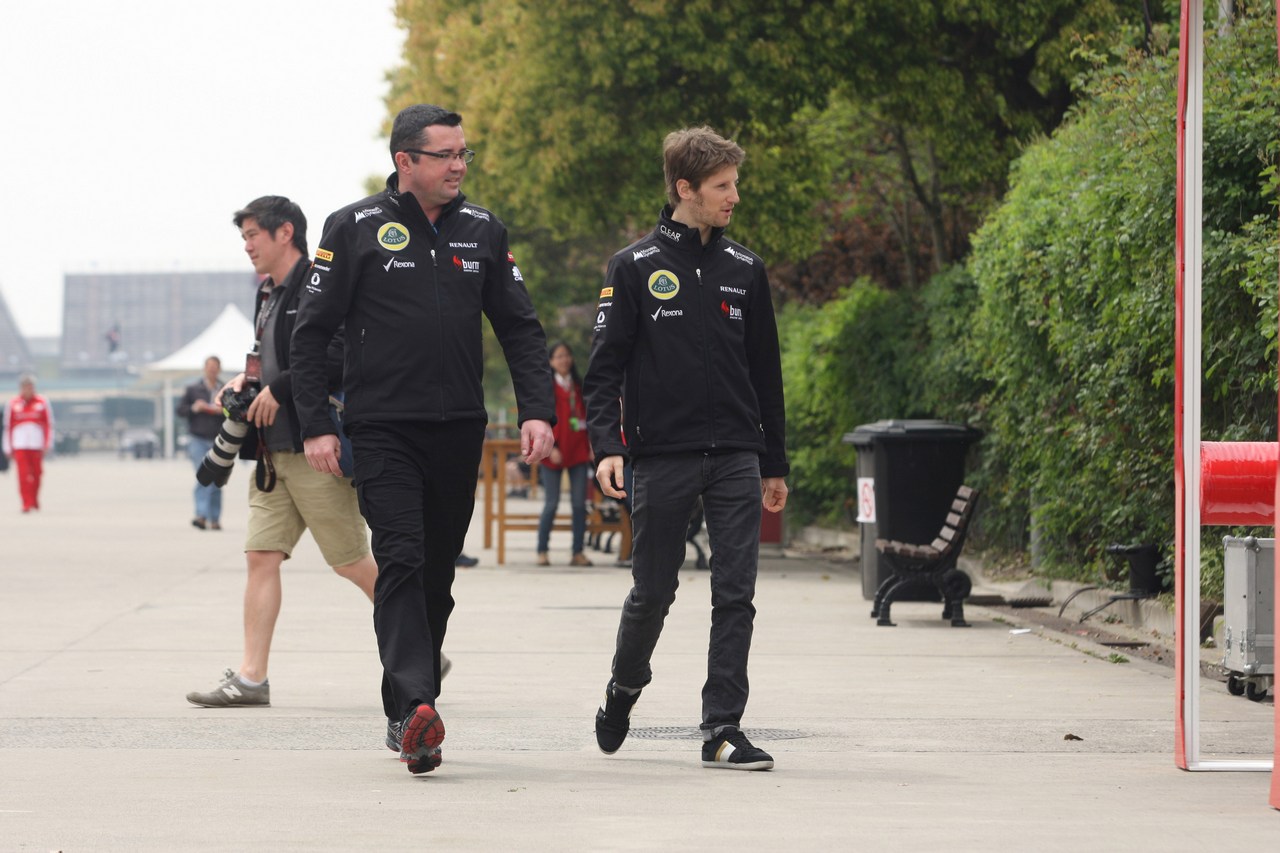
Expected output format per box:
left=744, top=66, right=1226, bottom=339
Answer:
left=402, top=147, right=475, bottom=164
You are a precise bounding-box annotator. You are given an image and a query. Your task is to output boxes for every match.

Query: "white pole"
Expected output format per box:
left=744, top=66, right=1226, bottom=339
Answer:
left=1181, top=0, right=1271, bottom=772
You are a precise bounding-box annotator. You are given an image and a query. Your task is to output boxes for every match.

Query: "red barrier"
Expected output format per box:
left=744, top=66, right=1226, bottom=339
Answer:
left=1200, top=441, right=1278, bottom=526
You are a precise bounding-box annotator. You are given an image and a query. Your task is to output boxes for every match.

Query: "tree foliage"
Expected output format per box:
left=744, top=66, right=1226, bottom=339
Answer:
left=777, top=281, right=922, bottom=523
left=958, top=5, right=1279, bottom=587
left=388, top=1, right=1166, bottom=307
left=777, top=5, right=1280, bottom=598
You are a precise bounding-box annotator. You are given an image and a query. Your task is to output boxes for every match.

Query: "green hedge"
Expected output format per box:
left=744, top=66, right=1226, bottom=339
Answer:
left=779, top=10, right=1280, bottom=594
left=778, top=280, right=920, bottom=524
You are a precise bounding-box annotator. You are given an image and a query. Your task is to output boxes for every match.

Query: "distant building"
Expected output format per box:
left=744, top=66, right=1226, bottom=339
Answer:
left=0, top=289, right=33, bottom=376
left=60, top=271, right=257, bottom=376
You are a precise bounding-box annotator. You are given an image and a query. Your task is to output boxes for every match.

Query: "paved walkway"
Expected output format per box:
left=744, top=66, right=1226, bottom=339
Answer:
left=0, top=456, right=1275, bottom=850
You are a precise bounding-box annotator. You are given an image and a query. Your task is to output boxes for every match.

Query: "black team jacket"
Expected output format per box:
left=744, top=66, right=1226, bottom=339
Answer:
left=289, top=174, right=553, bottom=439
left=583, top=206, right=788, bottom=479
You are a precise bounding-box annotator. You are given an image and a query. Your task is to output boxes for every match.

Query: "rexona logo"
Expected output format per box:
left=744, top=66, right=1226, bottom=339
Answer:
left=377, top=223, right=410, bottom=251
left=453, top=255, right=480, bottom=274
left=647, top=270, right=680, bottom=301
left=721, top=300, right=743, bottom=320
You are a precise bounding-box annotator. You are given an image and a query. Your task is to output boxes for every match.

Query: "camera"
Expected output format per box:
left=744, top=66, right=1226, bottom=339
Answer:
left=195, top=385, right=260, bottom=487
left=220, top=385, right=260, bottom=424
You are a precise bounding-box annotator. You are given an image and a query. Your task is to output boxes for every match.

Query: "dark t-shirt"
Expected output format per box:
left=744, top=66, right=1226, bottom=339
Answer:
left=258, top=285, right=296, bottom=453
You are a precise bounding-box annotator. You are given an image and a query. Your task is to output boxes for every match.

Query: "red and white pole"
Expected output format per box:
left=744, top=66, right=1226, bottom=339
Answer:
left=1271, top=0, right=1280, bottom=813
left=1174, top=0, right=1274, bottom=775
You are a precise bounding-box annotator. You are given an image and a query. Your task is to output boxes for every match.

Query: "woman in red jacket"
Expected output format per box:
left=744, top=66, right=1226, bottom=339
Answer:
left=537, top=342, right=594, bottom=566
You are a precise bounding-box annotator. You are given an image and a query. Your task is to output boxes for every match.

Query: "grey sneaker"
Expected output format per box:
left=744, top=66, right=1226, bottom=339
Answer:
left=701, top=729, right=773, bottom=771
left=385, top=717, right=403, bottom=752
left=186, top=668, right=270, bottom=708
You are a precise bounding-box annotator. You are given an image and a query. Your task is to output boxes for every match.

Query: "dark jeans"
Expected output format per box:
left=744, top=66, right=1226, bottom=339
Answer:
left=610, top=450, right=762, bottom=736
left=537, top=462, right=589, bottom=554
left=349, top=419, right=486, bottom=721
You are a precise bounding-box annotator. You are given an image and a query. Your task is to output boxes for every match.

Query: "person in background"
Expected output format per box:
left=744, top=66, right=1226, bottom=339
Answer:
left=584, top=126, right=789, bottom=771
left=177, top=355, right=225, bottom=530
left=536, top=342, right=593, bottom=567
left=2, top=374, right=54, bottom=513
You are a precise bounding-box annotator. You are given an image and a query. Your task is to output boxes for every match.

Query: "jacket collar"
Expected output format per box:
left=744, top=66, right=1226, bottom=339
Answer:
left=656, top=204, right=723, bottom=252
left=280, top=255, right=311, bottom=293
left=384, top=172, right=467, bottom=226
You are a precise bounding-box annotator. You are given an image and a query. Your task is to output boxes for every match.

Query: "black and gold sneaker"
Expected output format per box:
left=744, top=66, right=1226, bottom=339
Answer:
left=701, top=729, right=773, bottom=771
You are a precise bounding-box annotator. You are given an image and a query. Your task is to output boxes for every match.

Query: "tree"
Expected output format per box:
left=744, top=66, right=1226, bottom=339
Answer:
left=388, top=2, right=1168, bottom=305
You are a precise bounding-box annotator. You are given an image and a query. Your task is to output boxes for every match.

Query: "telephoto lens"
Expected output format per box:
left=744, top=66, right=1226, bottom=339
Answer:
left=196, top=420, right=250, bottom=487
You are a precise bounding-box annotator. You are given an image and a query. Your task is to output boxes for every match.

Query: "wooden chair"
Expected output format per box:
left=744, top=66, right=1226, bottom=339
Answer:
left=586, top=498, right=632, bottom=561
left=871, top=485, right=980, bottom=627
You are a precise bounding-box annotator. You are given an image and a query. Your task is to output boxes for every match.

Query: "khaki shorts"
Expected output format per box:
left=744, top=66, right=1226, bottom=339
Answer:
left=245, top=449, right=370, bottom=567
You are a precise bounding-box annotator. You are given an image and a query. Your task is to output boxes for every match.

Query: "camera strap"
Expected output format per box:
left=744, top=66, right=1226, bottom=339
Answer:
left=255, top=444, right=277, bottom=493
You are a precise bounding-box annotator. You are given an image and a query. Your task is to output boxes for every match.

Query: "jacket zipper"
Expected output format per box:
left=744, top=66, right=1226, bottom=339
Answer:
left=431, top=247, right=445, bottom=417
left=634, top=351, right=644, bottom=445
left=696, top=267, right=717, bottom=448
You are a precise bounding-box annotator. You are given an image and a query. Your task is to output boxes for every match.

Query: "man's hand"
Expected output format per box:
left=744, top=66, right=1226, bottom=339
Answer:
left=247, top=385, right=280, bottom=428
left=304, top=434, right=344, bottom=476
left=596, top=455, right=627, bottom=499
left=520, top=419, right=554, bottom=465
left=762, top=477, right=788, bottom=513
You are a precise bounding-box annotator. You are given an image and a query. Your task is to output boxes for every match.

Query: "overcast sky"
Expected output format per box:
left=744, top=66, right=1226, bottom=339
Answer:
left=0, top=0, right=403, bottom=337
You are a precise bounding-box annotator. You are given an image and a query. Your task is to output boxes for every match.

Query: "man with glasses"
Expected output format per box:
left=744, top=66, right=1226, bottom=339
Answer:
left=291, top=104, right=555, bottom=775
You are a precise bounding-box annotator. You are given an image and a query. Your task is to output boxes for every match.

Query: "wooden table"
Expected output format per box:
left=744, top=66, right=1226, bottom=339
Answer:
left=479, top=438, right=630, bottom=565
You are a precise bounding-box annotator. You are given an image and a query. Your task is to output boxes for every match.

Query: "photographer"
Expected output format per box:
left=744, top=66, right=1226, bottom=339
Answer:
left=178, top=355, right=224, bottom=530
left=186, top=196, right=379, bottom=709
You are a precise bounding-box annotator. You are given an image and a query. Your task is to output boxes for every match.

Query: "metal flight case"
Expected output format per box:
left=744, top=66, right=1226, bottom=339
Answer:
left=1220, top=536, right=1275, bottom=702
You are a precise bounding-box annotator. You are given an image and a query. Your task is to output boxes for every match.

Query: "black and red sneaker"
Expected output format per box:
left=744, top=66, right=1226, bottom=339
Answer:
left=398, top=704, right=445, bottom=774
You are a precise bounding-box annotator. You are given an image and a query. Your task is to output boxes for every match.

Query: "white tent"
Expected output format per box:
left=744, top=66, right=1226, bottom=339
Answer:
left=144, top=303, right=254, bottom=458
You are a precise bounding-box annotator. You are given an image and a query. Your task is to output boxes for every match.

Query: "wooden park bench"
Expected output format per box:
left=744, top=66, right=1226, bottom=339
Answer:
left=871, top=485, right=980, bottom=627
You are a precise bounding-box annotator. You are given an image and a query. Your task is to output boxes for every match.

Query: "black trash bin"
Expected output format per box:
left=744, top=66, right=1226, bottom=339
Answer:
left=843, top=420, right=981, bottom=600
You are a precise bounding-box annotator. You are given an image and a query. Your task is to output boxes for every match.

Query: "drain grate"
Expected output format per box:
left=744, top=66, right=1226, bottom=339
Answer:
left=628, top=726, right=809, bottom=741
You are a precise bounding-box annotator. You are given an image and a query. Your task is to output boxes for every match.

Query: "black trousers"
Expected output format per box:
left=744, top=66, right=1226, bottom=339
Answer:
left=349, top=419, right=486, bottom=721
left=611, top=450, right=762, bottom=735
